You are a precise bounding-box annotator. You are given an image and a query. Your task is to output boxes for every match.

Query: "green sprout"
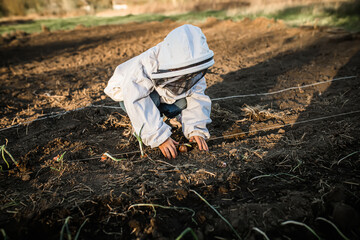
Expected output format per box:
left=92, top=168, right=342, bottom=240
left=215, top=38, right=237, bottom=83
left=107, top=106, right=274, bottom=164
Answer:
left=103, top=152, right=125, bottom=162
left=133, top=124, right=145, bottom=157
left=182, top=143, right=192, bottom=147
left=281, top=220, right=321, bottom=240
left=336, top=151, right=359, bottom=165
left=0, top=228, right=7, bottom=240
left=51, top=151, right=66, bottom=172
left=316, top=217, right=350, bottom=240
left=190, top=189, right=242, bottom=240
left=1, top=144, right=19, bottom=171
left=60, top=216, right=88, bottom=240
left=176, top=227, right=198, bottom=240
left=252, top=227, right=270, bottom=240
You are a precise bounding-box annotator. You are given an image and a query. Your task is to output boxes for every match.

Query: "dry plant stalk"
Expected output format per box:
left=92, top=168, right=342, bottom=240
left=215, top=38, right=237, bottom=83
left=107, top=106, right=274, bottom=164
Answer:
left=129, top=203, right=196, bottom=219
left=102, top=112, right=133, bottom=137
left=241, top=104, right=282, bottom=122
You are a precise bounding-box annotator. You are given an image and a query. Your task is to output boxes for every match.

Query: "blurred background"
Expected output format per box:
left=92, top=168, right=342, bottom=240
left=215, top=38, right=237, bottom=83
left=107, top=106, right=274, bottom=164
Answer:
left=0, top=0, right=359, bottom=34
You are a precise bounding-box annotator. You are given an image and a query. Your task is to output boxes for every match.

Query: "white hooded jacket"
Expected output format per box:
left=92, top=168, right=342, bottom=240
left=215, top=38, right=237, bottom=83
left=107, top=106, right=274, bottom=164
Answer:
left=104, top=24, right=214, bottom=148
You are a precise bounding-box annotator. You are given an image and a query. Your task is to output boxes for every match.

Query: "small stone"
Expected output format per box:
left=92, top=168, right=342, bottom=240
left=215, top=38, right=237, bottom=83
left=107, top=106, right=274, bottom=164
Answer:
left=278, top=129, right=285, bottom=134
left=217, top=161, right=227, bottom=168
left=229, top=148, right=237, bottom=155
left=205, top=224, right=214, bottom=233
left=158, top=173, right=167, bottom=178
left=195, top=230, right=204, bottom=240
left=22, top=174, right=30, bottom=181
left=178, top=145, right=188, bottom=153
left=332, top=203, right=359, bottom=229
left=197, top=213, right=206, bottom=223
left=100, top=95, right=106, bottom=100
left=0, top=36, right=5, bottom=45
left=218, top=186, right=228, bottom=194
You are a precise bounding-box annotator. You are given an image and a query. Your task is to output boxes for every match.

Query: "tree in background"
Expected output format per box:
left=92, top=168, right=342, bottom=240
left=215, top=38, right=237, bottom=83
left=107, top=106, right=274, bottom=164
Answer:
left=0, top=0, right=112, bottom=16
left=88, top=0, right=112, bottom=10
left=0, top=0, right=26, bottom=16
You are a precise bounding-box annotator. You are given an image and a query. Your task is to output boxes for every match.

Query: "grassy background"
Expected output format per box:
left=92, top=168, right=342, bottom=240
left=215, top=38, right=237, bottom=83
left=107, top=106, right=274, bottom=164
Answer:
left=0, top=1, right=359, bottom=35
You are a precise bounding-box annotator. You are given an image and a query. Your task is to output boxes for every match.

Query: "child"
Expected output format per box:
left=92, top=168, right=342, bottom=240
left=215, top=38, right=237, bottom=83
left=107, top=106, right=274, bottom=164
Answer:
left=104, top=24, right=214, bottom=159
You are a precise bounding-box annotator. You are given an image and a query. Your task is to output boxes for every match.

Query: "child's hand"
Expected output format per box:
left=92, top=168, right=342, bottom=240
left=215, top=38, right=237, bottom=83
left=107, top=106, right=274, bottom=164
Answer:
left=159, top=137, right=179, bottom=159
left=189, top=136, right=209, bottom=151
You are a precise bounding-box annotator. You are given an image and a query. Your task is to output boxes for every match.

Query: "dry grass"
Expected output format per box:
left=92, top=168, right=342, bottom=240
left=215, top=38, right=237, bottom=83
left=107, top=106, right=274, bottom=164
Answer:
left=241, top=104, right=283, bottom=122
left=101, top=112, right=132, bottom=137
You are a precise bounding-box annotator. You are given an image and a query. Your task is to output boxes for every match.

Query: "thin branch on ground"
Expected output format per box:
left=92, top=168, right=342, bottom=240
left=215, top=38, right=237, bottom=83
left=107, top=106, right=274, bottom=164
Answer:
left=250, top=173, right=304, bottom=182
left=128, top=203, right=196, bottom=219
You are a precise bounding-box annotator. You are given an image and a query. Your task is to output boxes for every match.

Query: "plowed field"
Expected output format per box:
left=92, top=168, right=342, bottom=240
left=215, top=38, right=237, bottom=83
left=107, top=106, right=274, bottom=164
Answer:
left=1, top=18, right=359, bottom=239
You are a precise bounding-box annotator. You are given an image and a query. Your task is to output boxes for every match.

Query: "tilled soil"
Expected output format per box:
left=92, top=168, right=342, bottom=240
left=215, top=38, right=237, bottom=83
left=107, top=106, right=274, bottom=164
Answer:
left=0, top=18, right=359, bottom=239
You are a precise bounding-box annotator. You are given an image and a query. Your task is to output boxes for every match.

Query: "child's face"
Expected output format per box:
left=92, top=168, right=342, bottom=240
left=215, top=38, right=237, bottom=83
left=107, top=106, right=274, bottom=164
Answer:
left=156, top=69, right=207, bottom=95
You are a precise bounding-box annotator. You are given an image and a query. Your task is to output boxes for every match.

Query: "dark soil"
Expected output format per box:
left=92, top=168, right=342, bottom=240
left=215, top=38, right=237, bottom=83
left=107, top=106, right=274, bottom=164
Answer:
left=0, top=18, right=359, bottom=240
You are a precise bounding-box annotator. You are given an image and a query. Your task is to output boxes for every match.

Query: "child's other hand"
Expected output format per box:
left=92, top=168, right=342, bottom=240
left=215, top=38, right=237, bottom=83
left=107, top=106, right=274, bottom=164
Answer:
left=159, top=137, right=179, bottom=159
left=189, top=136, right=209, bottom=151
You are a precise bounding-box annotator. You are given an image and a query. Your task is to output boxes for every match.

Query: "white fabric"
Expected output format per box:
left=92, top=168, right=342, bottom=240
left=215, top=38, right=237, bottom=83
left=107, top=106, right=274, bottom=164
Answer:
left=151, top=24, right=214, bottom=79
left=151, top=58, right=214, bottom=79
left=104, top=24, right=213, bottom=148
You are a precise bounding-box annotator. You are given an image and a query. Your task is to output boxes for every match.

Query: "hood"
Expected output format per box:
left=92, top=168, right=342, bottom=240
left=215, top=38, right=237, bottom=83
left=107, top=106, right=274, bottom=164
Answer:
left=151, top=24, right=214, bottom=79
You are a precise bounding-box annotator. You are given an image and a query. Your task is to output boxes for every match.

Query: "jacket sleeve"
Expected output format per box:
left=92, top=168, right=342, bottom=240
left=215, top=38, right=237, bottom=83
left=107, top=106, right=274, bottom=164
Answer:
left=181, top=78, right=212, bottom=139
left=104, top=59, right=134, bottom=102
left=122, top=63, right=172, bottom=148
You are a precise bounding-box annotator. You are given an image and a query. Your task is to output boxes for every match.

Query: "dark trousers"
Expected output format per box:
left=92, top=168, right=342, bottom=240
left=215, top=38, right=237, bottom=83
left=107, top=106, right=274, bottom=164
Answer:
left=119, top=91, right=187, bottom=118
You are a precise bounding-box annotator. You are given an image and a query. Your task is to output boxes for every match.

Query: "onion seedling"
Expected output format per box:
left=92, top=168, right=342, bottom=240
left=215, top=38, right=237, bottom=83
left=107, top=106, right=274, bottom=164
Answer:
left=51, top=151, right=66, bottom=172
left=176, top=227, right=198, bottom=240
left=190, top=189, right=242, bottom=240
left=133, top=124, right=145, bottom=157
left=60, top=216, right=88, bottom=240
left=281, top=220, right=320, bottom=240
left=102, top=152, right=125, bottom=162
left=316, top=217, right=350, bottom=240
left=178, top=143, right=192, bottom=153
left=252, top=227, right=270, bottom=240
left=1, top=144, right=19, bottom=171
left=0, top=228, right=7, bottom=240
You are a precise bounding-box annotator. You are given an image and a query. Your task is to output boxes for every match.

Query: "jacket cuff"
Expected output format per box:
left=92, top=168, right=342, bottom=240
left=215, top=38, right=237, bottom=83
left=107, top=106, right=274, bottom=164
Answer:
left=188, top=130, right=210, bottom=140
left=147, top=124, right=172, bottom=148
